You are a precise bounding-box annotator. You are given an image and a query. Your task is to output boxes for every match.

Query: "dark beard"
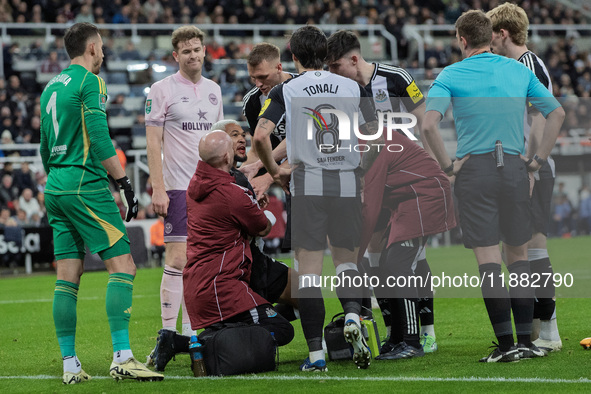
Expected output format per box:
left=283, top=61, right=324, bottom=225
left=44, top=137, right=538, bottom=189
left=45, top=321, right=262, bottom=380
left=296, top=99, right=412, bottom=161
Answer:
left=234, top=154, right=247, bottom=163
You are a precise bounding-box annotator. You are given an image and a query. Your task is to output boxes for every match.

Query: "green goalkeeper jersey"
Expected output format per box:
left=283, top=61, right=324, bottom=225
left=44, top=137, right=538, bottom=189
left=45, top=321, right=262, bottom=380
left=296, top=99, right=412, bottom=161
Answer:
left=40, top=64, right=117, bottom=195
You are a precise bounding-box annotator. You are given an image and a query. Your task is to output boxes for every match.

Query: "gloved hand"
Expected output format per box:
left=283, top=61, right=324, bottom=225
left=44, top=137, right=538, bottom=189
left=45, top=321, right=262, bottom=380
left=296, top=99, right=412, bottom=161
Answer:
left=116, top=176, right=138, bottom=222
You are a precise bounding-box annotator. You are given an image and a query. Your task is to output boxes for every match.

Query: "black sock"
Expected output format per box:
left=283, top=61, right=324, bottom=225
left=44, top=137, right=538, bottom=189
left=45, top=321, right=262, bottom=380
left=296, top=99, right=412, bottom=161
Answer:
left=530, top=257, right=556, bottom=320
left=335, top=268, right=362, bottom=317
left=401, top=298, right=421, bottom=349
left=378, top=297, right=392, bottom=331
left=508, top=260, right=535, bottom=346
left=415, top=259, right=434, bottom=326
left=357, top=258, right=374, bottom=318
left=388, top=298, right=404, bottom=344
left=298, top=286, right=325, bottom=352
left=479, top=263, right=513, bottom=351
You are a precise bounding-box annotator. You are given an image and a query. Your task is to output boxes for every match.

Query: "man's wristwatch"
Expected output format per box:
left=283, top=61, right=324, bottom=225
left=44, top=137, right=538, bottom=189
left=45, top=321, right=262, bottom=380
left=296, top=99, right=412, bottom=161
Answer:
left=442, top=160, right=455, bottom=176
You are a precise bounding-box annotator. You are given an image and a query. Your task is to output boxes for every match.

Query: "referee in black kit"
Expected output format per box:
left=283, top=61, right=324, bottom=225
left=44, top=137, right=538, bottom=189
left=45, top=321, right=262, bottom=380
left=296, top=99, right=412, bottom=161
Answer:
left=422, top=10, right=565, bottom=362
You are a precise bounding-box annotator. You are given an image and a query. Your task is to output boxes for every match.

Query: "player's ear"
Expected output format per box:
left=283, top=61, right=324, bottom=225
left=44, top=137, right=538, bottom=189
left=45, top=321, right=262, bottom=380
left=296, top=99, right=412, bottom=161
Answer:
left=277, top=62, right=283, bottom=72
left=172, top=50, right=179, bottom=63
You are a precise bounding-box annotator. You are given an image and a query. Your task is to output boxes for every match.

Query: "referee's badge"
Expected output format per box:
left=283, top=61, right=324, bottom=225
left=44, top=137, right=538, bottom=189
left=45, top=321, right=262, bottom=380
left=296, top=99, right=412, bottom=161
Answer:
left=145, top=99, right=152, bottom=114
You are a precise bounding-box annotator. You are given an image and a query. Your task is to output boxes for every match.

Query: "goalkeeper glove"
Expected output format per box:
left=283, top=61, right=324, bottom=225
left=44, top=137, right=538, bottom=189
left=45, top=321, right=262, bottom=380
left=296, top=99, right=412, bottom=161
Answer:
left=116, top=176, right=138, bottom=222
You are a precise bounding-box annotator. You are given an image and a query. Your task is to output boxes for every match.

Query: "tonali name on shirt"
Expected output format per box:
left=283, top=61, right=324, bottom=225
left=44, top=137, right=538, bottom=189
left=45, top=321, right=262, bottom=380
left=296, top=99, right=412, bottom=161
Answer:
left=181, top=122, right=213, bottom=131
left=303, top=84, right=339, bottom=96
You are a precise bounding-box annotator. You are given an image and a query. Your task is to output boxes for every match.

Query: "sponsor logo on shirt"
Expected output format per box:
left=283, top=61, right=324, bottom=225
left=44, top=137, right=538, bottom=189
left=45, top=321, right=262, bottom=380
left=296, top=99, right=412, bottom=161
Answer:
left=197, top=109, right=207, bottom=120
left=98, top=94, right=107, bottom=111
left=406, top=81, right=423, bottom=104
left=145, top=99, right=152, bottom=114
left=209, top=93, right=218, bottom=105
left=182, top=122, right=212, bottom=131
left=51, top=144, right=68, bottom=156
left=374, top=89, right=388, bottom=103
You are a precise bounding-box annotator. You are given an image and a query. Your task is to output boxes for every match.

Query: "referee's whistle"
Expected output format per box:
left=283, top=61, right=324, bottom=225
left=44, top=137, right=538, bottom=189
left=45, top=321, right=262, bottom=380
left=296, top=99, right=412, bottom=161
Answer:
left=495, top=140, right=504, bottom=168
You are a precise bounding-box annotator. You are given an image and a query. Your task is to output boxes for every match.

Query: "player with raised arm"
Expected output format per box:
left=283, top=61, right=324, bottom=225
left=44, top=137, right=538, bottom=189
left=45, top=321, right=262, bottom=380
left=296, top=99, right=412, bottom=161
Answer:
left=145, top=25, right=223, bottom=371
left=40, top=22, right=162, bottom=384
left=487, top=3, right=562, bottom=354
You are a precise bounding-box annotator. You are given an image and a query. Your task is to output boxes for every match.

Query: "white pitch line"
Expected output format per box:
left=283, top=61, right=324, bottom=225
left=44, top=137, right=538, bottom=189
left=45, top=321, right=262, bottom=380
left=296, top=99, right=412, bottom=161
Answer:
left=0, top=375, right=589, bottom=384
left=0, top=294, right=158, bottom=304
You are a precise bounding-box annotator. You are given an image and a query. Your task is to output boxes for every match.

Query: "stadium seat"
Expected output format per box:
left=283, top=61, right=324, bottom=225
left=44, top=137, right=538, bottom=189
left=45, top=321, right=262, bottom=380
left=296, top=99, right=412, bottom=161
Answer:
left=108, top=116, right=135, bottom=129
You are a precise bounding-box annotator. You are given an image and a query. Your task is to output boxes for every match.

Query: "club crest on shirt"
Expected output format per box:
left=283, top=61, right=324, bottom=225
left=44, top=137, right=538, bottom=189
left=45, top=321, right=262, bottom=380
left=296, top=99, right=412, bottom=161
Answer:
left=209, top=93, right=218, bottom=105
left=374, top=89, right=388, bottom=103
left=145, top=99, right=152, bottom=114
left=98, top=94, right=107, bottom=110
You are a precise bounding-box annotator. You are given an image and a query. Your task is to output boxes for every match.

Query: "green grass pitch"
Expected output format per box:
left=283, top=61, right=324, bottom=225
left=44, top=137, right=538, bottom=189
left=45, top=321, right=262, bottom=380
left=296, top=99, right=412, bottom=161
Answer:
left=1, top=236, right=590, bottom=393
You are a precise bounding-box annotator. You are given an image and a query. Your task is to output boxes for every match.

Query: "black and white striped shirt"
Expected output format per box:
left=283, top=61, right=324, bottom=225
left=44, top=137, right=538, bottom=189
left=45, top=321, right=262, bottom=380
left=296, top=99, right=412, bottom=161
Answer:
left=242, top=73, right=297, bottom=149
left=259, top=70, right=375, bottom=197
left=366, top=63, right=424, bottom=114
left=518, top=50, right=555, bottom=176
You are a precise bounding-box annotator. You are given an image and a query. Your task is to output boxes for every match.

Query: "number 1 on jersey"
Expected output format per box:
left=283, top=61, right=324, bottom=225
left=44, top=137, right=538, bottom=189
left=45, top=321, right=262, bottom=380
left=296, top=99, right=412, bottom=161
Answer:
left=46, top=91, right=59, bottom=138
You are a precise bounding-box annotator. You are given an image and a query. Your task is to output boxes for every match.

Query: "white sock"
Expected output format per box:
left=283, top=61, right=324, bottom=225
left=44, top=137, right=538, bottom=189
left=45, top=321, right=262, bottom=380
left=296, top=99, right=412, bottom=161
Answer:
left=309, top=349, right=325, bottom=363
left=63, top=355, right=81, bottom=373
left=345, top=313, right=360, bottom=327
left=293, top=308, right=301, bottom=320
left=114, top=349, right=134, bottom=363
left=182, top=323, right=196, bottom=337
left=420, top=324, right=435, bottom=338
left=539, top=318, right=561, bottom=341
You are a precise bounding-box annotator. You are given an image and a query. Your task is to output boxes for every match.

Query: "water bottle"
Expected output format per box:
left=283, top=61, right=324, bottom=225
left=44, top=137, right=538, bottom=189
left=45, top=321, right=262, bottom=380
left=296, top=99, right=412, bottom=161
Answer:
left=189, top=335, right=207, bottom=377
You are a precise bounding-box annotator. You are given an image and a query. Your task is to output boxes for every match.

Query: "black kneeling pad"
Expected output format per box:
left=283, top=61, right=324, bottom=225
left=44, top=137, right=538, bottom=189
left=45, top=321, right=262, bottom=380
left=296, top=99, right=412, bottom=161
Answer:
left=198, top=323, right=277, bottom=376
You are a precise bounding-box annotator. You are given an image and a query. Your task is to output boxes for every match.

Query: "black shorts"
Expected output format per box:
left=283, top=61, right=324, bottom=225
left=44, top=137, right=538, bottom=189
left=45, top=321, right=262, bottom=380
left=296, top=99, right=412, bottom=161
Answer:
left=531, top=161, right=555, bottom=236
left=282, top=193, right=291, bottom=251
left=291, top=195, right=362, bottom=251
left=250, top=242, right=289, bottom=304
left=454, top=153, right=531, bottom=248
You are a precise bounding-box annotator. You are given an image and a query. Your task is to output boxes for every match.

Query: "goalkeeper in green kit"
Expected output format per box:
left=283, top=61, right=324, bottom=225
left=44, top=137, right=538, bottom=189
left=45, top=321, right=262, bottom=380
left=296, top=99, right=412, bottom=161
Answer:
left=40, top=23, right=163, bottom=384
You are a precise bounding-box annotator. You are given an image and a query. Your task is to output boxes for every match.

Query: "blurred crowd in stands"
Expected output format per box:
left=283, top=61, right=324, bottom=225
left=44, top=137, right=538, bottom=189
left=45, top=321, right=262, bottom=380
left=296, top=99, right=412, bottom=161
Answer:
left=1, top=0, right=591, bottom=242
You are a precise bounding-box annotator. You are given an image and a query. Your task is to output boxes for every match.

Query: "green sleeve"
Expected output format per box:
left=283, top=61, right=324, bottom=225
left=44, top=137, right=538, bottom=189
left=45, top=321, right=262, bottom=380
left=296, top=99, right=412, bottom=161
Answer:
left=39, top=117, right=50, bottom=174
left=82, top=75, right=117, bottom=161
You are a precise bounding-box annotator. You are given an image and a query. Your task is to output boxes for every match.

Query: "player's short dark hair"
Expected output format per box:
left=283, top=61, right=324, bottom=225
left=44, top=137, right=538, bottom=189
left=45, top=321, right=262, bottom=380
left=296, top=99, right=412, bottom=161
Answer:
left=455, top=10, right=492, bottom=49
left=289, top=25, right=327, bottom=70
left=172, top=25, right=205, bottom=51
left=326, top=30, right=361, bottom=64
left=64, top=22, right=100, bottom=59
left=247, top=43, right=281, bottom=67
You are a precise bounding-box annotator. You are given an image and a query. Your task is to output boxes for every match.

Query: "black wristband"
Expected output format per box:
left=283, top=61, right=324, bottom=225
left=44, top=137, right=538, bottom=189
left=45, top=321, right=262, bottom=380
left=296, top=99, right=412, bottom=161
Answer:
left=533, top=154, right=546, bottom=166
left=525, top=158, right=534, bottom=167
left=442, top=161, right=455, bottom=176
left=116, top=176, right=132, bottom=190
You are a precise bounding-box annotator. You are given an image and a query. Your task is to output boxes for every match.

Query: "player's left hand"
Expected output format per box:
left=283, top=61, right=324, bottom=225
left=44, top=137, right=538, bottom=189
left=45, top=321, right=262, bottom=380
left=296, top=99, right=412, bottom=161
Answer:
left=116, top=176, right=139, bottom=222
left=252, top=173, right=274, bottom=200
left=239, top=161, right=262, bottom=181
left=272, top=166, right=291, bottom=195
left=258, top=193, right=269, bottom=209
